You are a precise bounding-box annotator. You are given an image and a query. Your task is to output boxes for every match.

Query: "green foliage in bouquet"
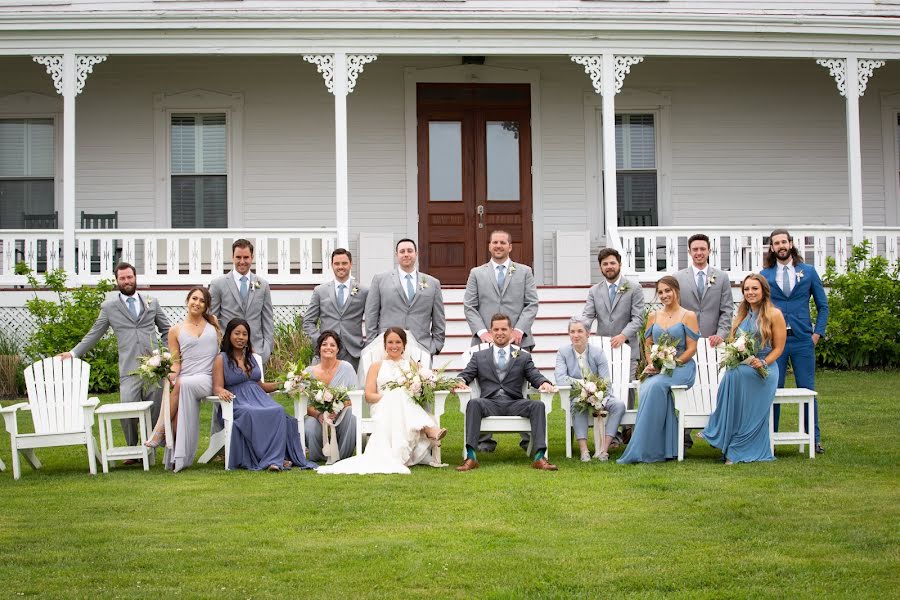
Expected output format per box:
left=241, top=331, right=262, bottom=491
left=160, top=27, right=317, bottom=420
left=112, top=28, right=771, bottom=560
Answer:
left=16, top=263, right=119, bottom=393
left=269, top=313, right=315, bottom=380
left=816, top=241, right=900, bottom=369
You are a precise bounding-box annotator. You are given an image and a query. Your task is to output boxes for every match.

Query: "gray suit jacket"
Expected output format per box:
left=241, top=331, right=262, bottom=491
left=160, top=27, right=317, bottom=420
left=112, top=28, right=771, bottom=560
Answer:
left=674, top=267, right=733, bottom=338
left=209, top=270, right=274, bottom=361
left=364, top=270, right=446, bottom=355
left=458, top=346, right=549, bottom=400
left=463, top=261, right=539, bottom=349
left=72, top=294, right=171, bottom=378
left=582, top=279, right=645, bottom=360
left=302, top=279, right=368, bottom=359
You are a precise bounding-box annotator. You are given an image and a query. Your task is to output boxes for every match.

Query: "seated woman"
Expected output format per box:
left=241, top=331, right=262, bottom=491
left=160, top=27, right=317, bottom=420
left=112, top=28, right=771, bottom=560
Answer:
left=618, top=276, right=700, bottom=464
left=212, top=319, right=317, bottom=472
left=555, top=316, right=626, bottom=462
left=145, top=287, right=219, bottom=473
left=700, top=274, right=786, bottom=464
left=318, top=327, right=446, bottom=475
left=303, top=330, right=358, bottom=463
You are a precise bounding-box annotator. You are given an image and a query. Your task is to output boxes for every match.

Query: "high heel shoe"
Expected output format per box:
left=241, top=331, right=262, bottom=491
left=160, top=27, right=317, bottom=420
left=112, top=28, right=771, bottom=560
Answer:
left=426, top=428, right=448, bottom=444
left=144, top=430, right=165, bottom=448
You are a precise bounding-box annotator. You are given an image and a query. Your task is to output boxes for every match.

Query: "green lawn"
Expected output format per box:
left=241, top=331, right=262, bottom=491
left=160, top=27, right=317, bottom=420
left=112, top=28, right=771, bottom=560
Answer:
left=1, top=371, right=898, bottom=598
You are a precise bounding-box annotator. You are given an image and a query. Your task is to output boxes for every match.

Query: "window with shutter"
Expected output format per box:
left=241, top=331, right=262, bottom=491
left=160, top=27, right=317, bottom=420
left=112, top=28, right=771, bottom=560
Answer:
left=170, top=113, right=227, bottom=228
left=0, top=118, right=55, bottom=229
left=612, top=113, right=657, bottom=226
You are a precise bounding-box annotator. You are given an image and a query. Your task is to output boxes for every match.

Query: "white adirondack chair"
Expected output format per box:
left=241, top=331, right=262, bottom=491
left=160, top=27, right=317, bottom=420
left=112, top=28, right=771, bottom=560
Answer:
left=456, top=343, right=554, bottom=460
left=350, top=330, right=447, bottom=465
left=0, top=357, right=100, bottom=480
left=200, top=353, right=283, bottom=469
left=671, top=338, right=724, bottom=461
left=557, top=337, right=635, bottom=459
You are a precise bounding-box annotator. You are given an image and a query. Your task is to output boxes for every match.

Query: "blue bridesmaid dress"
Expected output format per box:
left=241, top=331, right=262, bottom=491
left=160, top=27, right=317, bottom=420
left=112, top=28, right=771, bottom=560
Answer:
left=701, top=313, right=778, bottom=463
left=618, top=321, right=699, bottom=464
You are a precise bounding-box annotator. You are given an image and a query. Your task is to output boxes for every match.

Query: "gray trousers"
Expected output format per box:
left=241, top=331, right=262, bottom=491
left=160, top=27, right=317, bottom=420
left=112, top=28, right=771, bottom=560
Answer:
left=573, top=399, right=626, bottom=439
left=303, top=408, right=357, bottom=462
left=119, top=374, right=163, bottom=446
left=466, top=396, right=547, bottom=455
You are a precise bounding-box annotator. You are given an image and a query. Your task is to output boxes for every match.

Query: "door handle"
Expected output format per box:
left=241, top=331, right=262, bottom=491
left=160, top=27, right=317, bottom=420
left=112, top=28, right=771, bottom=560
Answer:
left=476, top=204, right=485, bottom=229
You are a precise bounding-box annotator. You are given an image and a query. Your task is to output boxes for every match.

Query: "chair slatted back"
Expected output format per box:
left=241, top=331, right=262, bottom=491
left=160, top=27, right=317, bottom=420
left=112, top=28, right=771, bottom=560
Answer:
left=680, top=339, right=724, bottom=414
left=24, top=357, right=90, bottom=434
left=357, top=331, right=430, bottom=418
left=458, top=343, right=529, bottom=399
left=591, top=337, right=632, bottom=404
left=80, top=211, right=118, bottom=229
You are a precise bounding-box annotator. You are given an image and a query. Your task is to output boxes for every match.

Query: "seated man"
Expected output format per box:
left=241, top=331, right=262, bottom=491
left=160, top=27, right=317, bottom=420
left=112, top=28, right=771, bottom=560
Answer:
left=455, top=313, right=558, bottom=472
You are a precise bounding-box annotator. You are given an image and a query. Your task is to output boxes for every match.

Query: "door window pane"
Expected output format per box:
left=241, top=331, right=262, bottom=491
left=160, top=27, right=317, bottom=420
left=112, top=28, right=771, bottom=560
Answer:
left=170, top=113, right=227, bottom=228
left=428, top=121, right=462, bottom=201
left=486, top=120, right=520, bottom=201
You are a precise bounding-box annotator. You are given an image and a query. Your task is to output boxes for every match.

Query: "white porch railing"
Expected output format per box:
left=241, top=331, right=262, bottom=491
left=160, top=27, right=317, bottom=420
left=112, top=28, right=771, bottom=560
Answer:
left=0, top=228, right=338, bottom=286
left=619, top=226, right=900, bottom=280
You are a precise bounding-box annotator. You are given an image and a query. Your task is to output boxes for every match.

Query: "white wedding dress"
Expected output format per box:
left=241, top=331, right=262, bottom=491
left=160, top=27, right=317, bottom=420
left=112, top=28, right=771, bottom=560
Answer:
left=317, top=359, right=437, bottom=475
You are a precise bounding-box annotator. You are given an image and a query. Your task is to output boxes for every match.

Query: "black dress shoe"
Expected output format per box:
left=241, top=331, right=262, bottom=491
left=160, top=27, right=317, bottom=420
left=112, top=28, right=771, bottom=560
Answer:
left=477, top=443, right=496, bottom=453
left=815, top=444, right=825, bottom=454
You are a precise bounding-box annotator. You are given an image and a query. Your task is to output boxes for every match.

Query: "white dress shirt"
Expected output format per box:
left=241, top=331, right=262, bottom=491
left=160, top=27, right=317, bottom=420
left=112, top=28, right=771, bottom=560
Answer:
left=120, top=292, right=142, bottom=318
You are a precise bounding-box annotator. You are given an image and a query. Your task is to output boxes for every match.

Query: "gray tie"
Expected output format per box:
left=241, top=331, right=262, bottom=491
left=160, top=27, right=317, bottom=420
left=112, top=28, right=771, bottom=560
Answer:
left=697, top=271, right=706, bottom=299
left=782, top=267, right=792, bottom=295
left=497, top=264, right=506, bottom=290
left=497, top=348, right=507, bottom=370
left=608, top=283, right=617, bottom=305
left=240, top=275, right=249, bottom=300
left=338, top=283, right=346, bottom=307
left=405, top=274, right=415, bottom=302
left=126, top=296, right=138, bottom=319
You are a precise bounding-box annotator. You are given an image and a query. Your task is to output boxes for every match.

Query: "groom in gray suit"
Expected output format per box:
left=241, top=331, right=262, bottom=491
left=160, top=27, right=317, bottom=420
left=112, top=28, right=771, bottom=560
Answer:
left=364, top=238, right=445, bottom=355
left=464, top=229, right=539, bottom=453
left=61, top=262, right=171, bottom=449
left=302, top=248, right=368, bottom=370
left=209, top=239, right=274, bottom=363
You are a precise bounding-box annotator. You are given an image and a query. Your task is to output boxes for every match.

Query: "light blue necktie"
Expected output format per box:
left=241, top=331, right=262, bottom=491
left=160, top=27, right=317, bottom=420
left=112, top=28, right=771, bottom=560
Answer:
left=608, top=283, right=617, bottom=305
left=240, top=275, right=249, bottom=300
left=126, top=296, right=138, bottom=319
left=337, top=283, right=346, bottom=307
left=497, top=348, right=507, bottom=370
left=405, top=274, right=415, bottom=302
left=697, top=271, right=706, bottom=299
left=497, top=264, right=506, bottom=290
left=782, top=267, right=792, bottom=295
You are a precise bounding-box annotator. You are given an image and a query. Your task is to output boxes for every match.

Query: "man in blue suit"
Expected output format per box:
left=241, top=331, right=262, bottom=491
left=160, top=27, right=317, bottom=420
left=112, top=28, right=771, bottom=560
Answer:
left=761, top=229, right=829, bottom=453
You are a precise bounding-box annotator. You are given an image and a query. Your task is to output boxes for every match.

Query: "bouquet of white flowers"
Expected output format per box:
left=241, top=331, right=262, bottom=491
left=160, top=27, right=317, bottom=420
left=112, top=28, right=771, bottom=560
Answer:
left=129, top=342, right=177, bottom=390
left=720, top=329, right=768, bottom=378
left=310, top=384, right=350, bottom=416
left=571, top=372, right=611, bottom=417
left=385, top=361, right=461, bottom=408
left=642, top=333, right=679, bottom=379
left=281, top=362, right=317, bottom=397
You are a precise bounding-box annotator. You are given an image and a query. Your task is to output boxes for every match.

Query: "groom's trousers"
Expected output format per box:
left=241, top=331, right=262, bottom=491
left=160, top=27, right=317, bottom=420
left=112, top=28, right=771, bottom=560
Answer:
left=465, top=394, right=547, bottom=455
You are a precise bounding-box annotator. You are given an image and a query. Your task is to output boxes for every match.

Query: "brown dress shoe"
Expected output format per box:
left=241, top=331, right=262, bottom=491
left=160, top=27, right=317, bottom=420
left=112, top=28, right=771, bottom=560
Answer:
left=456, top=458, right=480, bottom=472
left=531, top=457, right=558, bottom=471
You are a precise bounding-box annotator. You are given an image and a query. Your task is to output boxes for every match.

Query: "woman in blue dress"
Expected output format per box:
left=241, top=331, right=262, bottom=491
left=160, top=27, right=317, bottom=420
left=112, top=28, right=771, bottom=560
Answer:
left=700, top=274, right=786, bottom=464
left=618, top=276, right=700, bottom=464
left=212, top=319, right=317, bottom=472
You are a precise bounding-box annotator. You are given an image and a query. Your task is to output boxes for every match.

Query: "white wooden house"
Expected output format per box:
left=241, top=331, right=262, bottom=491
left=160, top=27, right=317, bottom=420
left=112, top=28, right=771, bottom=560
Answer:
left=0, top=1, right=898, bottom=293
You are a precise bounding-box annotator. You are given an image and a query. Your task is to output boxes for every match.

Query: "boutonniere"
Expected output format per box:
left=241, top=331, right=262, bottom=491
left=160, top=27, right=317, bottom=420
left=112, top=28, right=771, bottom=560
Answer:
left=145, top=297, right=153, bottom=307
left=510, top=349, right=520, bottom=359
left=618, top=281, right=631, bottom=294
left=419, top=277, right=428, bottom=290
left=350, top=285, right=359, bottom=296
left=795, top=271, right=804, bottom=282
left=508, top=264, right=517, bottom=275
left=707, top=274, right=717, bottom=287
left=250, top=280, right=261, bottom=291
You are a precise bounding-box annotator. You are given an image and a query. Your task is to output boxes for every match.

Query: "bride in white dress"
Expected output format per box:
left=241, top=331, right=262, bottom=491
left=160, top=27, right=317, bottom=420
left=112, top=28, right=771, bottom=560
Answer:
left=318, top=328, right=447, bottom=475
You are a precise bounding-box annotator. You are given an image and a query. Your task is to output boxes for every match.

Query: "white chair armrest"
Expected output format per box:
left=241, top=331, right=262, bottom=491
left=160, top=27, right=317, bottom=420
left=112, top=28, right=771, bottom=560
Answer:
left=291, top=394, right=308, bottom=421
left=432, top=390, right=449, bottom=420
left=671, top=385, right=689, bottom=411
left=538, top=391, right=555, bottom=414
left=1, top=402, right=28, bottom=434
left=202, top=395, right=220, bottom=403
left=347, top=389, right=364, bottom=420
left=81, top=397, right=101, bottom=409
left=456, top=390, right=472, bottom=413
left=556, top=385, right=572, bottom=412
left=627, top=381, right=640, bottom=389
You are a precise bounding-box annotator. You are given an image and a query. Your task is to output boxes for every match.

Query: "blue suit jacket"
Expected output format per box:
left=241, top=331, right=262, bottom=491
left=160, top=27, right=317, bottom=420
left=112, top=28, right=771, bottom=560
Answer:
left=554, top=343, right=617, bottom=404
left=761, top=262, right=829, bottom=337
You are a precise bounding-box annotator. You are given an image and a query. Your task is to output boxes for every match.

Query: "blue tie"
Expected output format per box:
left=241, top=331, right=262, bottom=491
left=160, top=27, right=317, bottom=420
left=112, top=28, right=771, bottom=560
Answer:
left=782, top=267, right=792, bottom=295
left=608, top=283, right=617, bottom=305
left=240, top=275, right=249, bottom=300
left=405, top=274, right=415, bottom=302
left=126, top=296, right=138, bottom=319
left=497, top=348, right=507, bottom=370
left=697, top=271, right=706, bottom=299
left=497, top=264, right=506, bottom=290
left=338, top=283, right=346, bottom=307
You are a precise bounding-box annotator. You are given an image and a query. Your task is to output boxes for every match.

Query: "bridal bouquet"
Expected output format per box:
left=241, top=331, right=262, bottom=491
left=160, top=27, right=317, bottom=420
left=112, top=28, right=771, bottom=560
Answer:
left=129, top=342, right=178, bottom=390
left=281, top=362, right=319, bottom=398
left=310, top=384, right=350, bottom=416
left=642, top=333, right=679, bottom=379
left=720, top=330, right=769, bottom=378
left=571, top=372, right=611, bottom=417
left=385, top=362, right=461, bottom=408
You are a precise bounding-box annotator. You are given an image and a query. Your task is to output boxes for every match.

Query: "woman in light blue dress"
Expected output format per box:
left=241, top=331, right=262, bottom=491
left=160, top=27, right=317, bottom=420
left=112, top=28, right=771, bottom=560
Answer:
left=618, top=276, right=700, bottom=464
left=212, top=319, right=317, bottom=472
left=700, top=274, right=786, bottom=464
left=303, top=331, right=359, bottom=463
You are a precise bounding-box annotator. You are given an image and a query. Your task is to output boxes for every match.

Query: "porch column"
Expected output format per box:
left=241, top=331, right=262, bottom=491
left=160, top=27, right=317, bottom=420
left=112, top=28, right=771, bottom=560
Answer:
left=571, top=54, right=643, bottom=250
left=817, top=57, right=885, bottom=243
left=33, top=53, right=106, bottom=275
left=304, top=53, right=377, bottom=248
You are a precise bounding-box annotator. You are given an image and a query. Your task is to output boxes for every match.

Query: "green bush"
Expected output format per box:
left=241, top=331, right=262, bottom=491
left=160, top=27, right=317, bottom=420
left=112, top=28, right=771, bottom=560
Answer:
left=16, top=263, right=120, bottom=393
left=815, top=241, right=900, bottom=369
left=268, top=313, right=315, bottom=378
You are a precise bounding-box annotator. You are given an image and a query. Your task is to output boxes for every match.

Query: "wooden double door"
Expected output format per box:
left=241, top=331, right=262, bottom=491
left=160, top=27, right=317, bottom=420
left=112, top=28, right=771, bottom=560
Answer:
left=416, top=83, right=533, bottom=284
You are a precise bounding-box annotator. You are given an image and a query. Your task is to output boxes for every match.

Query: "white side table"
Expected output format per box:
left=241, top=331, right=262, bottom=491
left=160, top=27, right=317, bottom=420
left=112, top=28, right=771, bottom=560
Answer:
left=770, top=389, right=817, bottom=458
left=95, top=401, right=156, bottom=473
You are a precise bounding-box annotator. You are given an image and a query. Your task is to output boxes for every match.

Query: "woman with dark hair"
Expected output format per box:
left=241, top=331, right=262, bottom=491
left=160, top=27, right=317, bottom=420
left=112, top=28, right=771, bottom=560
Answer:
left=318, top=327, right=447, bottom=475
left=700, top=274, right=786, bottom=463
left=618, top=276, right=700, bottom=464
left=303, top=331, right=358, bottom=463
left=212, top=319, right=317, bottom=471
left=145, top=287, right=220, bottom=473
